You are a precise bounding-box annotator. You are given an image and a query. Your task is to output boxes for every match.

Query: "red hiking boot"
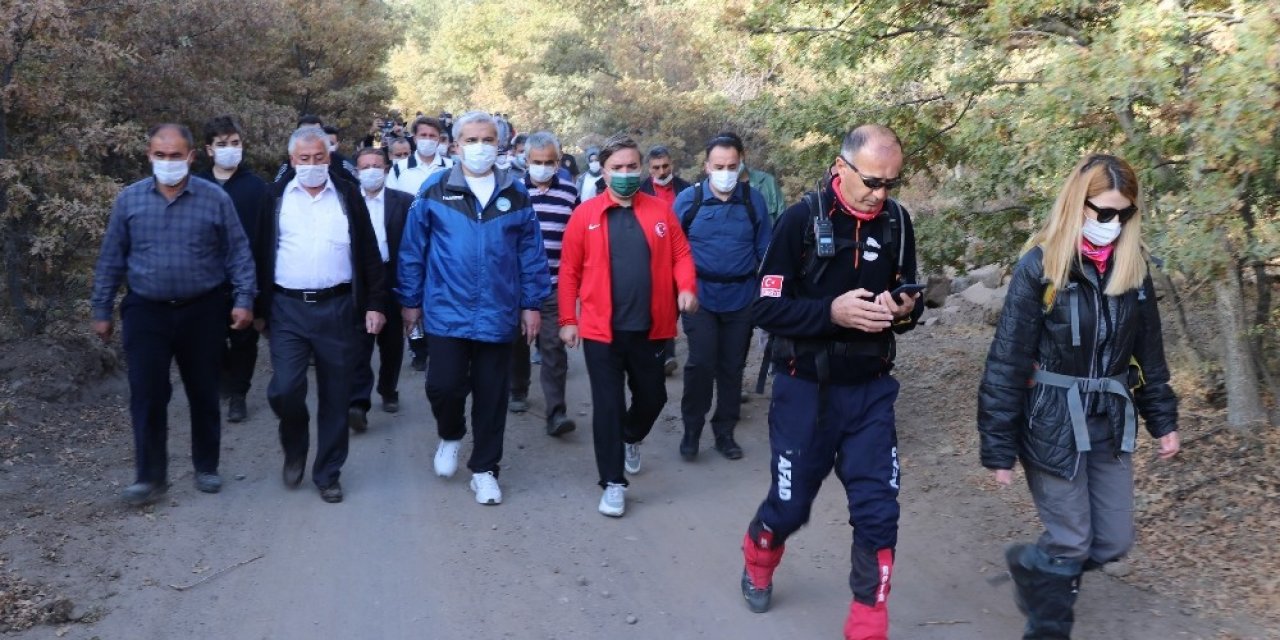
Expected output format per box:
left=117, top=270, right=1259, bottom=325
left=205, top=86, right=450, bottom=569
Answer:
left=741, top=530, right=784, bottom=613
left=844, top=548, right=894, bottom=639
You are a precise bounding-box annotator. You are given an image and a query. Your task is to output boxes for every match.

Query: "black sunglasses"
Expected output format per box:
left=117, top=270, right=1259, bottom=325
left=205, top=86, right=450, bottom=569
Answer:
left=1085, top=200, right=1138, bottom=224
left=840, top=157, right=902, bottom=191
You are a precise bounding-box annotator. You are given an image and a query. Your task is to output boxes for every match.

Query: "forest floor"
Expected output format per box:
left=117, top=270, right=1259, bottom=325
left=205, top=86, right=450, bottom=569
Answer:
left=0, top=305, right=1275, bottom=639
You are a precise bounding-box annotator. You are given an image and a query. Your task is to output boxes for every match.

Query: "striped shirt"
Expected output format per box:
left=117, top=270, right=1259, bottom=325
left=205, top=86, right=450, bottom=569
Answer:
left=525, top=173, right=578, bottom=284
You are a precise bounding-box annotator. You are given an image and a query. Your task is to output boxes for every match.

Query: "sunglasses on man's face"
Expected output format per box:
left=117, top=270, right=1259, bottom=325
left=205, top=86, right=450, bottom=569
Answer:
left=1085, top=200, right=1138, bottom=224
left=840, top=157, right=902, bottom=191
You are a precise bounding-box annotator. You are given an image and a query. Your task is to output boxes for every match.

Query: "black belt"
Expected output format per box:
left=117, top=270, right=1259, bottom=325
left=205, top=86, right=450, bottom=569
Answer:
left=137, top=285, right=226, bottom=308
left=273, top=282, right=351, bottom=303
left=773, top=336, right=893, bottom=360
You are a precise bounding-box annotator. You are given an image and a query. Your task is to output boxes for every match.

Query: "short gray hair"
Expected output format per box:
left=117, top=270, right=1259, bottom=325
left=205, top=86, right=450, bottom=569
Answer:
left=524, top=131, right=561, bottom=157
left=452, top=110, right=498, bottom=141
left=841, top=124, right=901, bottom=159
left=288, top=126, right=329, bottom=155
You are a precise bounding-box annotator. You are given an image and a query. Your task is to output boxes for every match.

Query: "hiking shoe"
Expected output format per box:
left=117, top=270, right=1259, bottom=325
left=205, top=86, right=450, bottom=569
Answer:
left=663, top=358, right=678, bottom=377
left=227, top=394, right=247, bottom=423
left=508, top=395, right=529, bottom=414
left=679, top=429, right=700, bottom=461
left=715, top=437, right=744, bottom=460
left=434, top=440, right=462, bottom=478
left=546, top=412, right=576, bottom=437
left=741, top=568, right=773, bottom=613
left=319, top=482, right=343, bottom=503
left=598, top=483, right=626, bottom=517
left=470, top=472, right=502, bottom=505
left=624, top=442, right=642, bottom=475
left=121, top=481, right=169, bottom=506
left=382, top=395, right=400, bottom=413
left=194, top=472, right=223, bottom=494
left=348, top=406, right=368, bottom=433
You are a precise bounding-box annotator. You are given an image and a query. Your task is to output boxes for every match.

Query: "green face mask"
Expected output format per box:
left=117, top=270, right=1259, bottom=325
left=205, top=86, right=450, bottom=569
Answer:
left=608, top=171, right=642, bottom=198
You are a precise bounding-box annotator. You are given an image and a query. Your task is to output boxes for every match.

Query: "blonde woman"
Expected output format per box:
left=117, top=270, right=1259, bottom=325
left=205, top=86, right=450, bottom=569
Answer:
left=977, top=154, right=1181, bottom=638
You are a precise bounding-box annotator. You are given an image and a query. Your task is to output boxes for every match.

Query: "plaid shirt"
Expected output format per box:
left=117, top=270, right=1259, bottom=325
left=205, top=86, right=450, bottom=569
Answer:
left=90, top=176, right=257, bottom=321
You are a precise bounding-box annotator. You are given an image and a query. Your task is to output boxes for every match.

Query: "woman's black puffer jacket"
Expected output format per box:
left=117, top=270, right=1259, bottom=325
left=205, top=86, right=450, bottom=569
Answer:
left=977, top=247, right=1178, bottom=479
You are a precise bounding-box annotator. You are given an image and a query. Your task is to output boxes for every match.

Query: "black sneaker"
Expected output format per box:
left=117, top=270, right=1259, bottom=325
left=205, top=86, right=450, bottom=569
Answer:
left=121, top=481, right=169, bottom=506
left=319, top=482, right=343, bottom=503
left=194, top=472, right=222, bottom=494
left=282, top=457, right=305, bottom=488
left=508, top=395, right=529, bottom=414
left=679, top=430, right=700, bottom=461
left=546, top=413, right=576, bottom=437
left=741, top=569, right=772, bottom=613
left=411, top=356, right=427, bottom=372
left=664, top=358, right=678, bottom=377
left=715, top=437, right=744, bottom=460
left=382, top=395, right=400, bottom=413
left=348, top=406, right=368, bottom=432
left=227, top=394, right=247, bottom=423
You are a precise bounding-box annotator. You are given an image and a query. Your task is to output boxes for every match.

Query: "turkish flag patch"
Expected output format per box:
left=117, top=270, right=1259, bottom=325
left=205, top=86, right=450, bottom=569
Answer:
left=760, top=275, right=784, bottom=298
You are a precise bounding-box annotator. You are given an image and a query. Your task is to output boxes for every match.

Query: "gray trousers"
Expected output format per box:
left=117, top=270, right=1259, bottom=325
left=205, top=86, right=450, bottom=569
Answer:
left=267, top=294, right=361, bottom=488
left=1025, top=435, right=1134, bottom=565
left=510, top=292, right=569, bottom=418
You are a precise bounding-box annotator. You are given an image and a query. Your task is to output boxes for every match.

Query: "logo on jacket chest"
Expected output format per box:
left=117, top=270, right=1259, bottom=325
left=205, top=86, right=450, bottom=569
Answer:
left=496, top=197, right=511, bottom=212
left=864, top=236, right=881, bottom=262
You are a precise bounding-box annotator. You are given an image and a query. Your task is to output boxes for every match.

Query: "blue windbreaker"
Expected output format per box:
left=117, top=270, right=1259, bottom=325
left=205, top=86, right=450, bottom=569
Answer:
left=396, top=165, right=551, bottom=343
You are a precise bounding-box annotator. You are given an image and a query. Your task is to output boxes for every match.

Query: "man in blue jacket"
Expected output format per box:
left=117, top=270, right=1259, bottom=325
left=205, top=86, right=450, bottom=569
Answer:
left=674, top=133, right=772, bottom=461
left=398, top=111, right=551, bottom=506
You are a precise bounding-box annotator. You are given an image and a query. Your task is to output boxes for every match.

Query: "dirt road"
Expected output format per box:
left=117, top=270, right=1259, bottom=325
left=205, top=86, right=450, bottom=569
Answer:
left=5, top=329, right=1264, bottom=639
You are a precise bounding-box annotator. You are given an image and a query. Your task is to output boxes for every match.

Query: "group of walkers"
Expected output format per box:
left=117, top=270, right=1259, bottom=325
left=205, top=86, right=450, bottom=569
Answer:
left=90, top=107, right=1181, bottom=638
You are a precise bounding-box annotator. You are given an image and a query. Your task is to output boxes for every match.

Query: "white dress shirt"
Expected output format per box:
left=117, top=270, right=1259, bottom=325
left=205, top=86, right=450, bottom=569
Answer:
left=386, top=153, right=452, bottom=197
left=364, top=187, right=390, bottom=262
left=274, top=177, right=353, bottom=289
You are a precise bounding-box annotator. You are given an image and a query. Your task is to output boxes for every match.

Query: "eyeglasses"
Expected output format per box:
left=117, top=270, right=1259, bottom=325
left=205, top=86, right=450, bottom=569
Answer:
left=1084, top=200, right=1138, bottom=224
left=840, top=157, right=902, bottom=191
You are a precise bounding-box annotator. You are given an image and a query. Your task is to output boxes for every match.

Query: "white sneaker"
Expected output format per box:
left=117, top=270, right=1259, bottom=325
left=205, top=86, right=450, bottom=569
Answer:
left=470, top=471, right=502, bottom=505
left=434, top=440, right=461, bottom=478
left=598, top=483, right=626, bottom=517
left=624, top=442, right=642, bottom=475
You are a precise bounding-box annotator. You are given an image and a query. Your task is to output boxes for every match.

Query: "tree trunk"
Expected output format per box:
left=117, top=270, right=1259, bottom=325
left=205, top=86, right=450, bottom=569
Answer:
left=1215, top=274, right=1269, bottom=431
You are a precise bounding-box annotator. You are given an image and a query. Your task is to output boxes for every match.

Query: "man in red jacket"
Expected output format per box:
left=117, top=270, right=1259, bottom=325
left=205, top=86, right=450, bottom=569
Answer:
left=559, top=133, right=698, bottom=518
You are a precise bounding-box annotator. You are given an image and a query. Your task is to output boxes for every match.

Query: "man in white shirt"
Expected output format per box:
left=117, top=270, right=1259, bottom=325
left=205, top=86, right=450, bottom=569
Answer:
left=348, top=148, right=415, bottom=428
left=252, top=127, right=388, bottom=504
left=386, top=116, right=453, bottom=197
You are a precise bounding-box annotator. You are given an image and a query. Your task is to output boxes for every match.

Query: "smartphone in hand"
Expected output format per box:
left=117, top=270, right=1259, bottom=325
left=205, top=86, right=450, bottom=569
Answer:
left=891, top=283, right=927, bottom=303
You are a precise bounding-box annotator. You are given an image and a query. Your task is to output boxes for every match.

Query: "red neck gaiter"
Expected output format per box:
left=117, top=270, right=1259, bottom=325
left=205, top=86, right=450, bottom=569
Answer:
left=1080, top=239, right=1114, bottom=275
left=831, top=176, right=883, bottom=222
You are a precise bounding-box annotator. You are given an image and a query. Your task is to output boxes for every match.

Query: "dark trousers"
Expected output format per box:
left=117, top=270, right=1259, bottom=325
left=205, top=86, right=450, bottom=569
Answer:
left=1026, top=434, right=1134, bottom=565
left=220, top=323, right=259, bottom=397
left=120, top=290, right=226, bottom=484
left=266, top=294, right=360, bottom=488
left=751, top=373, right=901, bottom=595
left=662, top=339, right=676, bottom=362
left=425, top=335, right=511, bottom=475
left=583, top=332, right=668, bottom=487
left=352, top=281, right=404, bottom=408
left=510, top=292, right=569, bottom=416
left=680, top=307, right=753, bottom=439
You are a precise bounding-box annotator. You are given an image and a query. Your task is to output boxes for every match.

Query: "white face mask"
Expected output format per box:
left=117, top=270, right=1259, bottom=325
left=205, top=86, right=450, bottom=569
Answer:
left=495, top=154, right=512, bottom=171
left=652, top=173, right=673, bottom=186
left=1082, top=217, right=1122, bottom=246
left=709, top=169, right=739, bottom=194
left=588, top=160, right=601, bottom=174
left=295, top=163, right=329, bottom=189
left=462, top=143, right=498, bottom=174
left=152, top=159, right=189, bottom=186
left=528, top=164, right=557, bottom=184
left=415, top=138, right=439, bottom=158
left=213, top=147, right=242, bottom=170
left=358, top=167, right=386, bottom=192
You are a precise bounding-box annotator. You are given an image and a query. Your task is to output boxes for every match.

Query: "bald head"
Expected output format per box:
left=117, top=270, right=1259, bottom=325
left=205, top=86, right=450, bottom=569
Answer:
left=841, top=124, right=901, bottom=160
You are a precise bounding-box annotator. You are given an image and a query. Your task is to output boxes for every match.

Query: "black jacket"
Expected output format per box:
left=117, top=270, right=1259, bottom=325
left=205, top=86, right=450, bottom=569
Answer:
left=753, top=183, right=922, bottom=384
left=977, top=247, right=1178, bottom=479
left=379, top=187, right=414, bottom=287
left=639, top=175, right=691, bottom=198
left=253, top=176, right=388, bottom=323
left=195, top=167, right=267, bottom=248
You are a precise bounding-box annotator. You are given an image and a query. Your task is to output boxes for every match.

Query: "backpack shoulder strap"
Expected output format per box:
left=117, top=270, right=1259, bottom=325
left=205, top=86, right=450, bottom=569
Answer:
left=740, top=183, right=760, bottom=234
left=680, top=183, right=704, bottom=234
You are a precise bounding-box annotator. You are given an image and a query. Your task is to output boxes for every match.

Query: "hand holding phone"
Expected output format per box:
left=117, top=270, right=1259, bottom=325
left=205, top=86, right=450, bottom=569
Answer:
left=891, top=283, right=926, bottom=303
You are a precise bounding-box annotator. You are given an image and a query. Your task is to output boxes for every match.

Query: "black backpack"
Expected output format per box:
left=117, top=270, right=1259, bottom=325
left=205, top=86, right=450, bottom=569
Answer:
left=799, top=187, right=905, bottom=285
